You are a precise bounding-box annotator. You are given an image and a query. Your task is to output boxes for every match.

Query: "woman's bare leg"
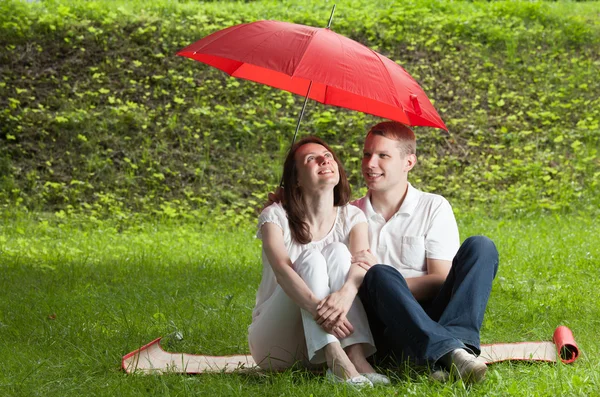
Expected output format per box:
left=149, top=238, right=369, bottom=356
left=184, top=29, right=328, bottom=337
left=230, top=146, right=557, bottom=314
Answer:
left=324, top=342, right=361, bottom=379
left=345, top=343, right=376, bottom=374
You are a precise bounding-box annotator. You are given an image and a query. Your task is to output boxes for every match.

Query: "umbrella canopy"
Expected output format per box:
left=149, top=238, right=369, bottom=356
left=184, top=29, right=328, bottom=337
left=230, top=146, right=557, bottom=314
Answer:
left=177, top=20, right=447, bottom=130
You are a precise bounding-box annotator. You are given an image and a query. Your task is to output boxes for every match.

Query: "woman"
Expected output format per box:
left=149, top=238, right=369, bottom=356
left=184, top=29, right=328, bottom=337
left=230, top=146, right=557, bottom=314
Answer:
left=248, top=136, right=389, bottom=387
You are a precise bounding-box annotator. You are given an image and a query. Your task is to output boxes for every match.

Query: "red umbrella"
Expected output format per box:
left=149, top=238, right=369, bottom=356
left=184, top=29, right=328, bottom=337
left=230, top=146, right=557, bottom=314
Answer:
left=177, top=16, right=447, bottom=139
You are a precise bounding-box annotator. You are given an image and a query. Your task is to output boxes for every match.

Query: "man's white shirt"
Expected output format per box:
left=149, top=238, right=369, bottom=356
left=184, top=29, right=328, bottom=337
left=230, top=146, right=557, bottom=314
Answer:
left=351, top=183, right=460, bottom=278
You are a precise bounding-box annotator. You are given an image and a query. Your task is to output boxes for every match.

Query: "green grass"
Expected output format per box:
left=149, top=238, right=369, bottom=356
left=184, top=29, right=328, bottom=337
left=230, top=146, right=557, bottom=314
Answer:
left=1, top=211, right=599, bottom=396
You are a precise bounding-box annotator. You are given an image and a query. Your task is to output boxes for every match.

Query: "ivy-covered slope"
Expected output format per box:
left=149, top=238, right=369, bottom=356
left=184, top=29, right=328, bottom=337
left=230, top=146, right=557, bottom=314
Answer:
left=1, top=0, right=599, bottom=219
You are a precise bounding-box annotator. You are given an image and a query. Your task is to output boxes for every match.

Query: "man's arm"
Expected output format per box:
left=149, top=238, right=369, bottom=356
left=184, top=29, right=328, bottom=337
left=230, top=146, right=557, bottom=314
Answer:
left=405, top=196, right=458, bottom=301
left=405, top=258, right=451, bottom=301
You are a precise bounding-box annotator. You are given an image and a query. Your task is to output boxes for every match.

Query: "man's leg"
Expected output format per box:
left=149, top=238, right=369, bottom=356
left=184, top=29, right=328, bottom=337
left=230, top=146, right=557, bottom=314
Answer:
left=358, top=265, right=464, bottom=365
left=426, top=235, right=499, bottom=354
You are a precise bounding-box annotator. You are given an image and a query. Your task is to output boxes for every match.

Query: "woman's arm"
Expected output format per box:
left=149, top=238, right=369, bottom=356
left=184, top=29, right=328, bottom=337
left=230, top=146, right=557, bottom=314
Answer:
left=348, top=221, right=370, bottom=255
left=261, top=223, right=320, bottom=316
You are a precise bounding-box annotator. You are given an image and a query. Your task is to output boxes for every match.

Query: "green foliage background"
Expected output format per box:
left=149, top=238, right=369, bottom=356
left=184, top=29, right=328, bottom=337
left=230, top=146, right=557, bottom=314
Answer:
left=1, top=0, right=599, bottom=221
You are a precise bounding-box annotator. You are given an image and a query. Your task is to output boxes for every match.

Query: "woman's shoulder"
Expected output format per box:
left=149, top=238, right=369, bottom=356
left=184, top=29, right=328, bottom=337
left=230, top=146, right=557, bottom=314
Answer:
left=258, top=202, right=288, bottom=227
left=336, top=204, right=367, bottom=236
left=257, top=202, right=288, bottom=239
left=260, top=201, right=287, bottom=218
left=339, top=203, right=366, bottom=219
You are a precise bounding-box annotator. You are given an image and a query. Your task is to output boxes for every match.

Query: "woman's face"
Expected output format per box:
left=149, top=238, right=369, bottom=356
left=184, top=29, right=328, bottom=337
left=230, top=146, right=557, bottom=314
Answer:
left=294, top=143, right=340, bottom=190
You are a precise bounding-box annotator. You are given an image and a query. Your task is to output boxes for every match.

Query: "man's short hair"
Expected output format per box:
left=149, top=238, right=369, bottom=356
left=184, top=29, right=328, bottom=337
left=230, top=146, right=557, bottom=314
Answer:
left=367, top=121, right=416, bottom=157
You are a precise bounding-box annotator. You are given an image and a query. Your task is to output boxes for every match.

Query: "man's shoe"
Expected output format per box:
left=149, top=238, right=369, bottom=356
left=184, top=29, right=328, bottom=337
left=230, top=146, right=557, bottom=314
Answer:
left=361, top=372, right=391, bottom=385
left=430, top=368, right=450, bottom=382
left=449, top=349, right=487, bottom=383
left=326, top=369, right=373, bottom=388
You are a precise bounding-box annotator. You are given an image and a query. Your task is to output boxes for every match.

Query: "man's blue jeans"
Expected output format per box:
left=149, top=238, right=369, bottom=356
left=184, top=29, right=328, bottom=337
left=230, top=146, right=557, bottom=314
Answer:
left=358, top=235, right=499, bottom=366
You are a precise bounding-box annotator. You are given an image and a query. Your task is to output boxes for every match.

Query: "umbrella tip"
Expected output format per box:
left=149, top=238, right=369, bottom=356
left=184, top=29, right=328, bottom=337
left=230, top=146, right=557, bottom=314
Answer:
left=327, top=4, right=336, bottom=29
left=410, top=94, right=422, bottom=116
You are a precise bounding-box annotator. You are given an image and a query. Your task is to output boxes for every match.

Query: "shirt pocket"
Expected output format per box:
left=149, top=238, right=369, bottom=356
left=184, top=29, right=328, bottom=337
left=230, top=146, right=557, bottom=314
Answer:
left=400, top=236, right=426, bottom=271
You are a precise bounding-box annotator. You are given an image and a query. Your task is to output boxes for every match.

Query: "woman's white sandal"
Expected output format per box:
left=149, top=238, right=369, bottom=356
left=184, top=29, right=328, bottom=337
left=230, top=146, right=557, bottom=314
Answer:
left=361, top=372, right=391, bottom=385
left=326, top=369, right=373, bottom=388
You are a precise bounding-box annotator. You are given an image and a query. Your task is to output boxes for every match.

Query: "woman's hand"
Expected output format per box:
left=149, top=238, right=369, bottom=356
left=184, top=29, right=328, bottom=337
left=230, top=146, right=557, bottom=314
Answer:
left=315, top=288, right=355, bottom=331
left=351, top=249, right=378, bottom=271
left=321, top=316, right=354, bottom=339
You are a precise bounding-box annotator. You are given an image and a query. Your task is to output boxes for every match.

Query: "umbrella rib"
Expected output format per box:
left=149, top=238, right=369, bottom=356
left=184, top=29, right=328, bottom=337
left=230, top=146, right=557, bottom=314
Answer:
left=224, top=22, right=303, bottom=78
left=327, top=30, right=402, bottom=110
left=235, top=23, right=287, bottom=67
left=236, top=22, right=318, bottom=79
left=372, top=50, right=445, bottom=128
left=188, top=22, right=248, bottom=53
left=201, top=21, right=307, bottom=76
left=186, top=23, right=253, bottom=78
left=370, top=50, right=405, bottom=109
left=290, top=27, right=321, bottom=80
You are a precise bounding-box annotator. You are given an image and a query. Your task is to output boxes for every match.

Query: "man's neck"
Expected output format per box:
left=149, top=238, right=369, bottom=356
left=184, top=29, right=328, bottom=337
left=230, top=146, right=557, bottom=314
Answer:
left=369, top=182, right=409, bottom=222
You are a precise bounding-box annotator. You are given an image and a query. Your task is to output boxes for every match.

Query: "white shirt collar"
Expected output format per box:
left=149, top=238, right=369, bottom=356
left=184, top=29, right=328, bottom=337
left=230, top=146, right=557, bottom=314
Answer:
left=363, top=192, right=378, bottom=220
left=364, top=182, right=421, bottom=220
left=398, top=182, right=420, bottom=216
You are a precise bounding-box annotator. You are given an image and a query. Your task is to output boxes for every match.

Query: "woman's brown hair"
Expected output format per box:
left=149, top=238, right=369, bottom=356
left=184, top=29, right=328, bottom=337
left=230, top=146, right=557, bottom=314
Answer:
left=282, top=136, right=350, bottom=245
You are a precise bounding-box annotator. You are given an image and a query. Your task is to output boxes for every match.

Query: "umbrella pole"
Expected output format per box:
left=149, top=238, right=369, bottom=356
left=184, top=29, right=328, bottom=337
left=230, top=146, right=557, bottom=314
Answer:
left=290, top=81, right=313, bottom=147
left=327, top=4, right=336, bottom=29
left=289, top=3, right=335, bottom=147
left=279, top=5, right=334, bottom=187
left=279, top=81, right=313, bottom=188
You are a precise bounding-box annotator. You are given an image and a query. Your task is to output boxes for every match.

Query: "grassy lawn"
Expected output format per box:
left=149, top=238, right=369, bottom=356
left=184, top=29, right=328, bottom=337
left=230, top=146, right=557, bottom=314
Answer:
left=0, top=211, right=598, bottom=396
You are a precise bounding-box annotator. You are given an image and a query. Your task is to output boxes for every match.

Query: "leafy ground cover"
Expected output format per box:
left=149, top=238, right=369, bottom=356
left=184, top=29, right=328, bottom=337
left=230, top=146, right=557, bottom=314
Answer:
left=1, top=0, right=599, bottom=219
left=1, top=212, right=598, bottom=396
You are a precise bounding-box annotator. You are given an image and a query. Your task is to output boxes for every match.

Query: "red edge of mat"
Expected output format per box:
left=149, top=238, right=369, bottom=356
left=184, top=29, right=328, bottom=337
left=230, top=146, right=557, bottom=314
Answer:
left=480, top=326, right=579, bottom=365
left=122, top=326, right=580, bottom=373
left=121, top=337, right=256, bottom=374
left=553, top=325, right=579, bottom=364
left=122, top=337, right=163, bottom=373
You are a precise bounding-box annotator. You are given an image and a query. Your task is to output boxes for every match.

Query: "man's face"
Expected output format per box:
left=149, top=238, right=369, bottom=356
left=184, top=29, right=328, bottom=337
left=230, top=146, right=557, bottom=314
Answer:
left=362, top=134, right=411, bottom=192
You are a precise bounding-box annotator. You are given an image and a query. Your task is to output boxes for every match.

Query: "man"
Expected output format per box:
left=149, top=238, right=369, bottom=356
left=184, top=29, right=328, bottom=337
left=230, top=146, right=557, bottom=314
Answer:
left=350, top=121, right=499, bottom=383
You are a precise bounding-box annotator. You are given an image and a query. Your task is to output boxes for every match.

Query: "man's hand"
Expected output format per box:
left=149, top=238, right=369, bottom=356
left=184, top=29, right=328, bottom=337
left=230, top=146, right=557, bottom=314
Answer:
left=351, top=249, right=378, bottom=271
left=262, top=186, right=284, bottom=210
